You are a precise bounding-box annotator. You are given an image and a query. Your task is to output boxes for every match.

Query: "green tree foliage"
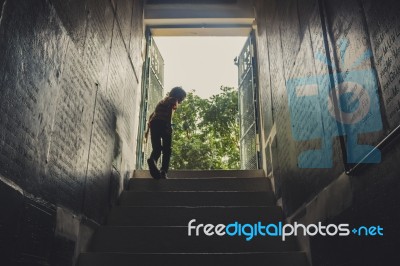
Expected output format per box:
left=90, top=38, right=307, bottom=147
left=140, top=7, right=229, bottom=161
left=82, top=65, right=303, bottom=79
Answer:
left=171, top=86, right=240, bottom=169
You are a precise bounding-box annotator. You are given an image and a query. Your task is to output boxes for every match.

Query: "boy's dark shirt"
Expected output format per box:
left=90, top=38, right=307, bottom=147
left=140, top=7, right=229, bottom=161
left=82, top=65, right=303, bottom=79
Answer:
left=149, top=96, right=178, bottom=124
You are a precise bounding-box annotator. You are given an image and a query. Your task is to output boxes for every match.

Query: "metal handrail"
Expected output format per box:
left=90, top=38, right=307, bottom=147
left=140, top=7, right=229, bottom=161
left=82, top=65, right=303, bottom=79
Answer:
left=346, top=124, right=400, bottom=175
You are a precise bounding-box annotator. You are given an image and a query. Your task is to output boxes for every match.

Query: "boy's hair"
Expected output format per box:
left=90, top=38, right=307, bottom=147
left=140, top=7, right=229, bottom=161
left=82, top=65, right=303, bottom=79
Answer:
left=169, top=86, right=186, bottom=103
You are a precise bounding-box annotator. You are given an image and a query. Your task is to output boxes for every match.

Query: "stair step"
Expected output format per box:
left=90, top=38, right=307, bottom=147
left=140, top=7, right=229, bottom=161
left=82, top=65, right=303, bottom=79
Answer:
left=107, top=206, right=283, bottom=226
left=89, top=226, right=299, bottom=253
left=119, top=191, right=276, bottom=206
left=128, top=178, right=272, bottom=192
left=77, top=251, right=309, bottom=266
left=79, top=172, right=308, bottom=266
left=134, top=169, right=265, bottom=178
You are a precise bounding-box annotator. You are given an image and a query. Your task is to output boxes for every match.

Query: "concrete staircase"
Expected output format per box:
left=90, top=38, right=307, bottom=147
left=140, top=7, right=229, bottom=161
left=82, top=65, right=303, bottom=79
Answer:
left=77, top=170, right=309, bottom=266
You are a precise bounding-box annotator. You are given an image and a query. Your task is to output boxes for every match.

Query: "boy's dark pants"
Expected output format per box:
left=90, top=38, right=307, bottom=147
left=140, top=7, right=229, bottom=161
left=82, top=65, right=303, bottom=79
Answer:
left=150, top=119, right=172, bottom=172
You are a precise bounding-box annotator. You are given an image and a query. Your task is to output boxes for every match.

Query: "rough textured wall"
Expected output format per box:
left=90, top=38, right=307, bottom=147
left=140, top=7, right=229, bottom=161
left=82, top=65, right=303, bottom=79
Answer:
left=255, top=0, right=400, bottom=264
left=0, top=0, right=144, bottom=265
left=256, top=0, right=344, bottom=215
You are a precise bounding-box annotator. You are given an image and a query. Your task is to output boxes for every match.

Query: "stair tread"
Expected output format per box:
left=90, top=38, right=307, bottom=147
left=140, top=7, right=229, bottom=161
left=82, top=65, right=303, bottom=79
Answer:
left=77, top=251, right=309, bottom=266
left=134, top=170, right=265, bottom=178
left=128, top=177, right=272, bottom=192
left=89, top=226, right=299, bottom=253
left=107, top=206, right=283, bottom=226
left=119, top=191, right=276, bottom=206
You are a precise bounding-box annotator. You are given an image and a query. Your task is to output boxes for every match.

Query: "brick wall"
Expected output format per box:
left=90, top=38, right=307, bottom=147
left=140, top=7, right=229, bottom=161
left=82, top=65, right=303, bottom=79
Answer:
left=0, top=0, right=144, bottom=264
left=255, top=0, right=400, bottom=264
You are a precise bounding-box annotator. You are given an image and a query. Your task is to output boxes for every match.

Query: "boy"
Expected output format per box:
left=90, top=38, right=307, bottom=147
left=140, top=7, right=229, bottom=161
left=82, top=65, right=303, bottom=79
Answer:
left=147, top=86, right=186, bottom=179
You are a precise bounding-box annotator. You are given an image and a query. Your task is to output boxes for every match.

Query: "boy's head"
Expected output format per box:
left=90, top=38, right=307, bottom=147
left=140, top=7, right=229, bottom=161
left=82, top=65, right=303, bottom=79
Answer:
left=169, top=86, right=186, bottom=103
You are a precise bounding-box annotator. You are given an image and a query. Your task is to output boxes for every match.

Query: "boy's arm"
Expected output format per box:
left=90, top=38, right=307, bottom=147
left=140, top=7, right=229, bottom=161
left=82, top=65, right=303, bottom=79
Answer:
left=169, top=97, right=179, bottom=110
left=144, top=112, right=154, bottom=143
left=148, top=112, right=155, bottom=121
left=172, top=101, right=179, bottom=110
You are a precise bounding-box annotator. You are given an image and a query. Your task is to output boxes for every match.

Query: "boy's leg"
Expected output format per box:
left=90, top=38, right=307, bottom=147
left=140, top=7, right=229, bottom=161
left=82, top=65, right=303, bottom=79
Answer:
left=148, top=121, right=162, bottom=179
left=150, top=121, right=162, bottom=162
left=160, top=126, right=172, bottom=177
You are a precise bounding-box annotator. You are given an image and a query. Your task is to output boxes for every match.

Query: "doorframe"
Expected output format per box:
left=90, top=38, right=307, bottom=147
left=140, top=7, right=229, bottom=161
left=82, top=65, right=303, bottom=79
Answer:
left=237, top=29, right=262, bottom=169
left=136, top=24, right=263, bottom=170
left=135, top=28, right=152, bottom=170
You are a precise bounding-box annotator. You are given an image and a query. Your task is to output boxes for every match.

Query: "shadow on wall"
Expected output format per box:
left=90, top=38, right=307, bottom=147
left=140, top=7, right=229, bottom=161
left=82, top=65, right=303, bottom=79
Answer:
left=0, top=170, right=126, bottom=266
left=0, top=0, right=143, bottom=265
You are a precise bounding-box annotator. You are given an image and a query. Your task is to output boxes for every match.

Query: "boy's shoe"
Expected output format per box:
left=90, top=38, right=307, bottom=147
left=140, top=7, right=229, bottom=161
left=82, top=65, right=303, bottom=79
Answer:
left=160, top=170, right=168, bottom=179
left=147, top=158, right=161, bottom=179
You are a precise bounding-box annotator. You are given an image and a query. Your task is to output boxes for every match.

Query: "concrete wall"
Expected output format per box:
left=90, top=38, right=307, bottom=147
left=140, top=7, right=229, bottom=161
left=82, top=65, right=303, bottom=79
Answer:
left=254, top=0, right=400, bottom=264
left=0, top=0, right=144, bottom=265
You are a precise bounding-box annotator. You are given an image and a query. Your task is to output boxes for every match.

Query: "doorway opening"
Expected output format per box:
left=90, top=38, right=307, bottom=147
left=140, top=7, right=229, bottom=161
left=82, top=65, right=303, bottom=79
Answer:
left=136, top=32, right=260, bottom=171
left=136, top=1, right=260, bottom=170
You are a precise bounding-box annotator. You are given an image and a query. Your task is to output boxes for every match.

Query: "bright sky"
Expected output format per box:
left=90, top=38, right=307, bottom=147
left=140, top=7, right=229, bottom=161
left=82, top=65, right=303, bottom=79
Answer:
left=153, top=36, right=247, bottom=99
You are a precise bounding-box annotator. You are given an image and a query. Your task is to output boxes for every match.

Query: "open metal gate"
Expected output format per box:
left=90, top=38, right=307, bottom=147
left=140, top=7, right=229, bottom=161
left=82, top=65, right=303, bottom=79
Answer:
left=136, top=32, right=164, bottom=169
left=237, top=32, right=259, bottom=169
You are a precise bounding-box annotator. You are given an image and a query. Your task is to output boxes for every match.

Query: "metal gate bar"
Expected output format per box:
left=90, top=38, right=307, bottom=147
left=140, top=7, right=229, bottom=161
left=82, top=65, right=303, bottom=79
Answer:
left=237, top=32, right=258, bottom=169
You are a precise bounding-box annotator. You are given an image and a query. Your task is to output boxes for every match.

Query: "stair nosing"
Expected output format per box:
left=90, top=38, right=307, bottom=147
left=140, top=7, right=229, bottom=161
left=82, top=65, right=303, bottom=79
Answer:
left=80, top=251, right=307, bottom=255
